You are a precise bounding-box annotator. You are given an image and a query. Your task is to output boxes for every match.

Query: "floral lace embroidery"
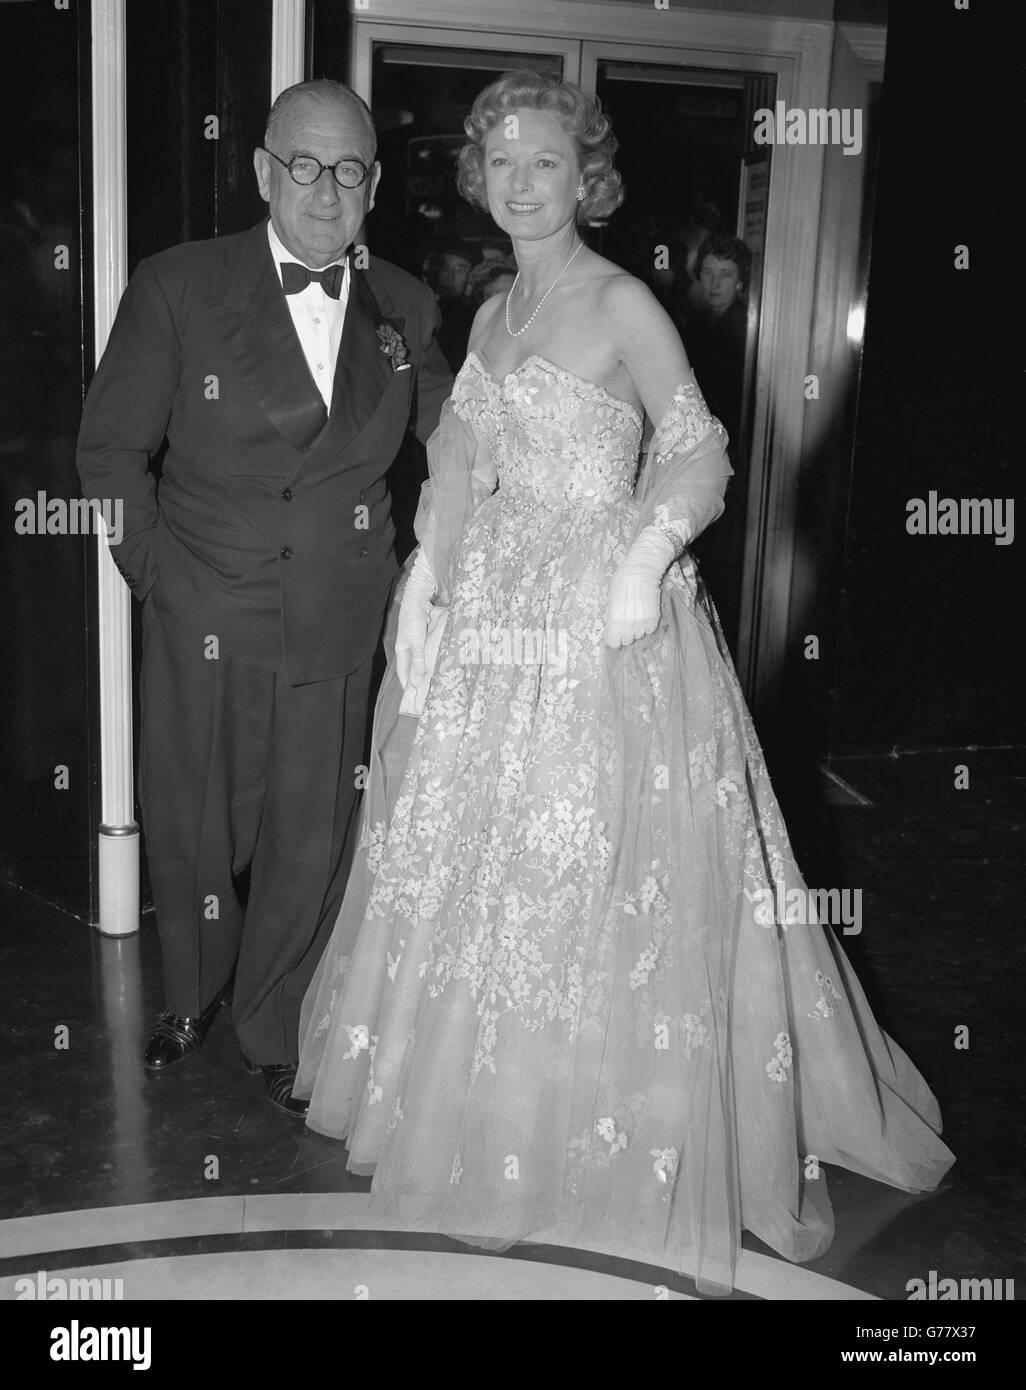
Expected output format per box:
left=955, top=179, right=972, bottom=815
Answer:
left=689, top=737, right=717, bottom=787
left=680, top=1013, right=711, bottom=1058
left=715, top=776, right=740, bottom=808
left=342, top=1024, right=373, bottom=1061
left=629, top=947, right=659, bottom=990
left=336, top=1027, right=382, bottom=1102
left=766, top=1031, right=794, bottom=1083
left=367, top=1074, right=383, bottom=1105
left=651, top=1146, right=679, bottom=1185
left=310, top=989, right=338, bottom=1040
left=359, top=819, right=387, bottom=875
left=621, top=869, right=672, bottom=993
left=565, top=1091, right=648, bottom=1194
left=807, top=970, right=843, bottom=1020
left=455, top=354, right=641, bottom=511
left=651, top=381, right=725, bottom=462
left=386, top=941, right=405, bottom=984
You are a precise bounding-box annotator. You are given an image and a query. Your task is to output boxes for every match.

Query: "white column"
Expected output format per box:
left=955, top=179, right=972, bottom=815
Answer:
left=271, top=0, right=306, bottom=102
left=91, top=0, right=138, bottom=937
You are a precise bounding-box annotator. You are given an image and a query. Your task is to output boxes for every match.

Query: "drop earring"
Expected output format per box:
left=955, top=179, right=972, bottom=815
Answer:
left=576, top=184, right=585, bottom=202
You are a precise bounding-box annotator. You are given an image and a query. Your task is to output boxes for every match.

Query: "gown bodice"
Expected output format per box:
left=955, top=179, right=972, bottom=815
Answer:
left=452, top=352, right=644, bottom=512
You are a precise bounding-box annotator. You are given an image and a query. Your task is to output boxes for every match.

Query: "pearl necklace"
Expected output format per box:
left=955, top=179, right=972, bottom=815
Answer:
left=505, top=241, right=584, bottom=337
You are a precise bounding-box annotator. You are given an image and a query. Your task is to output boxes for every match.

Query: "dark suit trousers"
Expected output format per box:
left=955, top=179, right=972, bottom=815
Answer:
left=138, top=594, right=374, bottom=1064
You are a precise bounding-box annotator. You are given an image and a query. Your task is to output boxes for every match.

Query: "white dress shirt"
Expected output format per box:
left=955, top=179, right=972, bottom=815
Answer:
left=267, top=221, right=350, bottom=410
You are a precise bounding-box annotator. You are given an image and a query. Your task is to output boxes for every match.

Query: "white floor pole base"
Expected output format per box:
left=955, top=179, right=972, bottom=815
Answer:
left=98, top=828, right=140, bottom=937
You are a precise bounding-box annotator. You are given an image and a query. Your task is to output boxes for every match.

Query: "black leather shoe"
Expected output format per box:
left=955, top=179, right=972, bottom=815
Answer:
left=143, top=983, right=232, bottom=1073
left=242, top=1056, right=309, bottom=1119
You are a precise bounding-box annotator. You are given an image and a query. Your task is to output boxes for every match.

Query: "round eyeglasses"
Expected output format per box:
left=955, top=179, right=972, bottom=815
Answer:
left=260, top=147, right=372, bottom=189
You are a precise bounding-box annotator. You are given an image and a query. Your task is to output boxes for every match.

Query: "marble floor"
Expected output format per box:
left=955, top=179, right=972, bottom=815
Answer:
left=1, top=749, right=1022, bottom=1300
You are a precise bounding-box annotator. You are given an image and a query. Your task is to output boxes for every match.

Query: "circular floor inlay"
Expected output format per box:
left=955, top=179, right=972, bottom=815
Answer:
left=12, top=1248, right=698, bottom=1301
left=0, top=1195, right=876, bottom=1300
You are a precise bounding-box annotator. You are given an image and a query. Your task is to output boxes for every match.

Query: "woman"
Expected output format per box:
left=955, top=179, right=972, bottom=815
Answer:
left=295, top=72, right=953, bottom=1295
left=683, top=231, right=751, bottom=449
left=683, top=232, right=753, bottom=649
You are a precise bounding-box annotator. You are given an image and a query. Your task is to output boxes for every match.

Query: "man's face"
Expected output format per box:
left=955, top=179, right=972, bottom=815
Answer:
left=436, top=254, right=472, bottom=300
left=254, top=95, right=381, bottom=268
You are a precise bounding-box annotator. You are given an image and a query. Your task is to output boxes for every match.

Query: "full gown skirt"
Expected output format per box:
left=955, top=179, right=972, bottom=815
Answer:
left=295, top=352, right=954, bottom=1294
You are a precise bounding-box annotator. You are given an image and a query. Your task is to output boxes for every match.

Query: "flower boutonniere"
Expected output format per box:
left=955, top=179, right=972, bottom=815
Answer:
left=377, top=322, right=410, bottom=371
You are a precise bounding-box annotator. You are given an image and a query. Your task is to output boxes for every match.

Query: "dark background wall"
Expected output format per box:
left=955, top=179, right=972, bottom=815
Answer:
left=0, top=0, right=272, bottom=923
left=817, top=2, right=1016, bottom=758
left=126, top=0, right=271, bottom=268
left=0, top=0, right=96, bottom=918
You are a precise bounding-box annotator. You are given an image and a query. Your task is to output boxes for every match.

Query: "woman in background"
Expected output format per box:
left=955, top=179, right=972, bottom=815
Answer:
left=683, top=231, right=751, bottom=449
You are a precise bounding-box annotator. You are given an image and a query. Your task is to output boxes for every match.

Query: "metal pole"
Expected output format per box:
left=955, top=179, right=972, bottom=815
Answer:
left=271, top=0, right=305, bottom=101
left=91, top=0, right=138, bottom=937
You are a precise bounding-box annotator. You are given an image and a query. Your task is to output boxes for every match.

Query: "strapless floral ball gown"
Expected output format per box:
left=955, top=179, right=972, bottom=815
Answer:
left=295, top=351, right=954, bottom=1294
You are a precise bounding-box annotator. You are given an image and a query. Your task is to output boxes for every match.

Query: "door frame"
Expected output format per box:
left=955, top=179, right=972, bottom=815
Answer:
left=351, top=22, right=582, bottom=93
left=350, top=0, right=836, bottom=709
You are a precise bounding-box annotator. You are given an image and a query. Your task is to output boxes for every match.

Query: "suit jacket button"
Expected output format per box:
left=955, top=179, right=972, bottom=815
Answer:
left=281, top=487, right=293, bottom=501
left=280, top=546, right=293, bottom=560
left=360, top=546, right=369, bottom=557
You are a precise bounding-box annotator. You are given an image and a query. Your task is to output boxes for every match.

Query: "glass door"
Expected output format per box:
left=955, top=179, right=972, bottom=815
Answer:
left=355, top=28, right=578, bottom=296
left=352, top=27, right=579, bottom=559
left=344, top=22, right=820, bottom=692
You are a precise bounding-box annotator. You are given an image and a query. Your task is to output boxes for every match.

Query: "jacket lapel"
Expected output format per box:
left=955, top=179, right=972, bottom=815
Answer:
left=324, top=260, right=402, bottom=455
left=206, top=221, right=327, bottom=454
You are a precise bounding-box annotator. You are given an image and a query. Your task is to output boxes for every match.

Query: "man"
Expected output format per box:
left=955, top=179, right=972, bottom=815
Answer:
left=76, top=80, right=452, bottom=1116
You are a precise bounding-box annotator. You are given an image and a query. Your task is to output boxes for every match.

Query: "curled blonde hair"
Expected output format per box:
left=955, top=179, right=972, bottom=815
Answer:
left=456, top=70, right=625, bottom=223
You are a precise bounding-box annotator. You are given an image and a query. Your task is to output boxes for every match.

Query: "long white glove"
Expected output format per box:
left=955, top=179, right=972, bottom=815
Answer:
left=604, top=525, right=682, bottom=648
left=396, top=547, right=449, bottom=716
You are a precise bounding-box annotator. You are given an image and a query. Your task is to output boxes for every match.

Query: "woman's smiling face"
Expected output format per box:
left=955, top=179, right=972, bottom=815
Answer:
left=483, top=107, right=580, bottom=241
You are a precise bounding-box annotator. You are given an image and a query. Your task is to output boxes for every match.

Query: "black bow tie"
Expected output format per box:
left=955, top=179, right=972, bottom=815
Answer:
left=281, top=260, right=345, bottom=299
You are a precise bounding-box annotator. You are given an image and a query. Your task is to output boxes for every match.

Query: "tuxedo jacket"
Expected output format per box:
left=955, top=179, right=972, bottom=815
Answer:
left=76, top=220, right=453, bottom=684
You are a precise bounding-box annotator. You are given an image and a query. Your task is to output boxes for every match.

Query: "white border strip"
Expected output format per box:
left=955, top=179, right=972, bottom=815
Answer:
left=271, top=0, right=306, bottom=102
left=91, top=0, right=139, bottom=937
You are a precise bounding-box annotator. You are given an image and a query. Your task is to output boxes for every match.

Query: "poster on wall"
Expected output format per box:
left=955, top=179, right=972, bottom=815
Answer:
left=737, top=147, right=770, bottom=279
